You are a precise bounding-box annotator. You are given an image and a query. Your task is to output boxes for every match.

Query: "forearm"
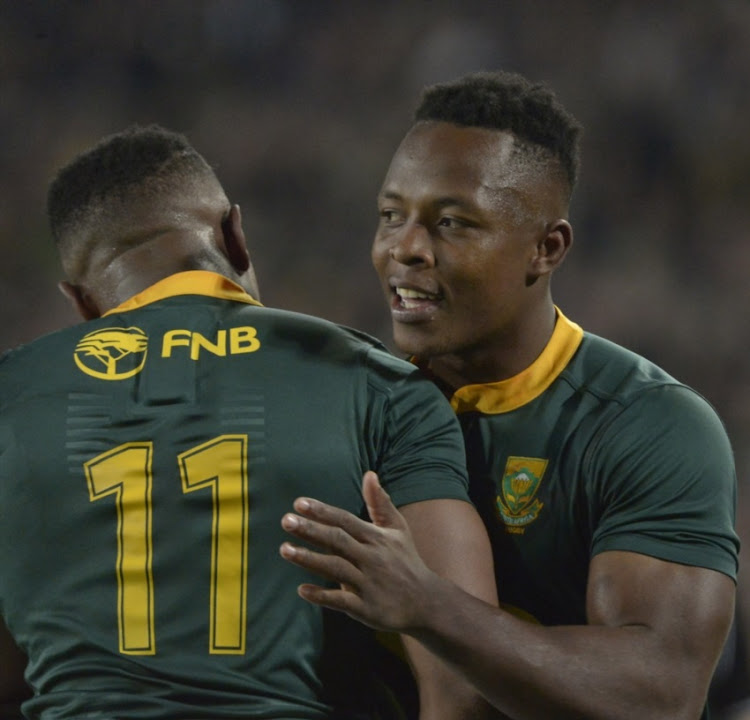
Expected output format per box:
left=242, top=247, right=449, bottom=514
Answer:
left=278, top=480, right=731, bottom=720
left=408, top=576, right=706, bottom=720
left=404, top=635, right=500, bottom=720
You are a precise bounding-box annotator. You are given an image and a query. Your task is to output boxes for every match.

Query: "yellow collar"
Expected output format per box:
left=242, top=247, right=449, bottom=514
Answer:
left=449, top=308, right=583, bottom=415
left=103, top=271, right=262, bottom=317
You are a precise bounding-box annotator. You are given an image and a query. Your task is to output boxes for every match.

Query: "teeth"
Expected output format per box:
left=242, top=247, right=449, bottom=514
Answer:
left=397, top=287, right=436, bottom=300
left=395, top=286, right=439, bottom=311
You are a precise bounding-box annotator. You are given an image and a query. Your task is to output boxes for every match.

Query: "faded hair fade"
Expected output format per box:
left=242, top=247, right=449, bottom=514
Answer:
left=47, top=124, right=214, bottom=246
left=414, top=70, right=582, bottom=189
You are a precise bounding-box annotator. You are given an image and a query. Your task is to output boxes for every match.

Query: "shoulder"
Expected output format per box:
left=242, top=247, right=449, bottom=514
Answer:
left=561, top=333, right=715, bottom=415
left=0, top=322, right=86, bottom=375
left=566, top=332, right=693, bottom=406
left=252, top=307, right=385, bottom=354
left=265, top=308, right=420, bottom=375
left=0, top=323, right=93, bottom=408
left=567, top=337, right=735, bottom=513
left=234, top=307, right=435, bottom=405
left=552, top=330, right=734, bottom=488
left=571, top=332, right=729, bottom=443
left=575, top=338, right=739, bottom=575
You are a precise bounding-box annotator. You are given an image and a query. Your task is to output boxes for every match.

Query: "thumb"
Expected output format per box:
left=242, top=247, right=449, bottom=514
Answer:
left=362, top=471, right=404, bottom=529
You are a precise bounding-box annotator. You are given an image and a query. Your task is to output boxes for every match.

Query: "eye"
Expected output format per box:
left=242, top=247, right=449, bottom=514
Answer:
left=379, top=208, right=403, bottom=224
left=437, top=215, right=466, bottom=229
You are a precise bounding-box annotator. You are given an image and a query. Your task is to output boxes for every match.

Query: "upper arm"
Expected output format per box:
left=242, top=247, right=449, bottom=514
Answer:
left=400, top=498, right=499, bottom=719
left=401, top=498, right=497, bottom=605
left=0, top=615, right=29, bottom=703
left=581, top=387, right=738, bottom=716
left=592, top=386, right=738, bottom=577
left=588, top=550, right=736, bottom=708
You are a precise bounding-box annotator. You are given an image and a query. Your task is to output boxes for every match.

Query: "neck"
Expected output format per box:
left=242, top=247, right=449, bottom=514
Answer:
left=87, top=233, right=234, bottom=313
left=427, top=302, right=557, bottom=391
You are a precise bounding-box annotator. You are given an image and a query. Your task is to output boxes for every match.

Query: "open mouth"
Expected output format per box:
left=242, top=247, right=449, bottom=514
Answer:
left=392, top=286, right=443, bottom=316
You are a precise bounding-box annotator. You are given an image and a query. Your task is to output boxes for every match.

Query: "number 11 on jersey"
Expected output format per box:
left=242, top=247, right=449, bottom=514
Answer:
left=85, top=435, right=249, bottom=655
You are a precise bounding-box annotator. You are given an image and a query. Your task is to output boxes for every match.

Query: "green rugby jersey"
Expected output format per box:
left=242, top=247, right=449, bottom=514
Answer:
left=0, top=271, right=470, bottom=720
left=439, top=309, right=739, bottom=629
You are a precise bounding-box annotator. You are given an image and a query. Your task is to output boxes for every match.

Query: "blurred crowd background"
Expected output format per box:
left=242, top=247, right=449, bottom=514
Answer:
left=1, top=0, right=749, bottom=712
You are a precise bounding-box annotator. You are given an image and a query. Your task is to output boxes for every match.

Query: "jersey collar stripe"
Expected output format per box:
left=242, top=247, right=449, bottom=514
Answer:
left=102, top=271, right=263, bottom=317
left=450, top=307, right=584, bottom=415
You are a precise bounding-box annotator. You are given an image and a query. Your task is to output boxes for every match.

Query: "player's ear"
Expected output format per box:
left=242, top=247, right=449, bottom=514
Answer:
left=58, top=281, right=101, bottom=320
left=221, top=203, right=261, bottom=300
left=221, top=204, right=250, bottom=275
left=527, top=219, right=572, bottom=284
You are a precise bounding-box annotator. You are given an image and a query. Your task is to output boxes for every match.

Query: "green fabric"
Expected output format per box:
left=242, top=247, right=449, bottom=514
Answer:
left=459, top=330, right=738, bottom=720
left=461, top=330, right=738, bottom=623
left=0, top=292, right=468, bottom=719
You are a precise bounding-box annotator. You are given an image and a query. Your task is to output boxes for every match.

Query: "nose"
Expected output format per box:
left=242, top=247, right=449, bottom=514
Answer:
left=389, top=222, right=435, bottom=267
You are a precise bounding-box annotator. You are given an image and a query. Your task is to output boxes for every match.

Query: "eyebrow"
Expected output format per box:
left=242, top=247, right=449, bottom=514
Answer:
left=378, top=190, right=473, bottom=210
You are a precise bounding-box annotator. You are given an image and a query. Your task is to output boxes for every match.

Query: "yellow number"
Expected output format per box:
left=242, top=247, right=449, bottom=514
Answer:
left=86, top=443, right=156, bottom=655
left=86, top=435, right=249, bottom=656
left=178, top=436, right=248, bottom=654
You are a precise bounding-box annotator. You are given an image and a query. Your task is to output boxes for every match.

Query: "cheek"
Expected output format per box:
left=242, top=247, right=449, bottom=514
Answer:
left=450, top=264, right=521, bottom=319
left=457, top=245, right=527, bottom=290
left=370, top=241, right=390, bottom=279
left=370, top=240, right=383, bottom=268
left=450, top=257, right=499, bottom=294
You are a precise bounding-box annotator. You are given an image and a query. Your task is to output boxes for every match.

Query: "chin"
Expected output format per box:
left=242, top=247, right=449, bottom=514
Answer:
left=391, top=326, right=441, bottom=360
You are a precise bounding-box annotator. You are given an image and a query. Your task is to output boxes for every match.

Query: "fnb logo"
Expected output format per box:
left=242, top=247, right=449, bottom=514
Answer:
left=74, top=326, right=261, bottom=380
left=74, top=327, right=149, bottom=380
left=162, top=327, right=260, bottom=359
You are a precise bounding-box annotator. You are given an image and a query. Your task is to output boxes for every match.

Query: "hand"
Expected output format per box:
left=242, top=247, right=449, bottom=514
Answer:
left=280, top=471, right=437, bottom=632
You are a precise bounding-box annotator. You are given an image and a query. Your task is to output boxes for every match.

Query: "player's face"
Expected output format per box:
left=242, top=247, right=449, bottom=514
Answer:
left=372, top=122, right=551, bottom=376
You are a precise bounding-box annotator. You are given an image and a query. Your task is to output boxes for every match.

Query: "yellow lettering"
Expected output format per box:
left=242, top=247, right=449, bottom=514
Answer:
left=191, top=330, right=226, bottom=360
left=162, top=328, right=260, bottom=360
left=230, top=327, right=261, bottom=354
left=162, top=330, right=192, bottom=357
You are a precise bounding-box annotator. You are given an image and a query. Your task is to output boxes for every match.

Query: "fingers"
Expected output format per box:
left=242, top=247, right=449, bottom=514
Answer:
left=279, top=536, right=360, bottom=586
left=287, top=494, right=375, bottom=543
left=271, top=559, right=373, bottom=625
left=362, top=471, right=406, bottom=530
left=279, top=474, right=421, bottom=634
left=294, top=584, right=379, bottom=630
left=296, top=583, right=346, bottom=606
left=280, top=471, right=409, bottom=574
left=281, top=507, right=367, bottom=563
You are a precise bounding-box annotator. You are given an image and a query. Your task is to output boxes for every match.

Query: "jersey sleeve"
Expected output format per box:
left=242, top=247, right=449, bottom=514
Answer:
left=590, top=384, right=739, bottom=580
left=363, top=350, right=470, bottom=508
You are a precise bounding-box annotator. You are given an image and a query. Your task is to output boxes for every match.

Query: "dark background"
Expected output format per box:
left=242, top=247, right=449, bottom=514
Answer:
left=1, top=0, right=749, bottom=709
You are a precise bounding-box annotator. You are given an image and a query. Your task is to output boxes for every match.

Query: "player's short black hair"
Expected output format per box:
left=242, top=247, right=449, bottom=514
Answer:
left=414, top=70, right=582, bottom=188
left=47, top=124, right=213, bottom=246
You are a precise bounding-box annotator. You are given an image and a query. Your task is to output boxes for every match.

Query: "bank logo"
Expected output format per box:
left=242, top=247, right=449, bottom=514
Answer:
left=496, top=456, right=547, bottom=533
left=74, top=327, right=148, bottom=380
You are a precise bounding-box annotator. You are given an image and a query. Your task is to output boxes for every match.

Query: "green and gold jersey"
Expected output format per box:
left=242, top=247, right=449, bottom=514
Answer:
left=0, top=271, right=470, bottom=720
left=440, top=309, right=738, bottom=629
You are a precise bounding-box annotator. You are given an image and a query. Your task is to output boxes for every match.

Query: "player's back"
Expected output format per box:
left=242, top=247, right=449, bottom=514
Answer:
left=0, top=273, right=460, bottom=719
